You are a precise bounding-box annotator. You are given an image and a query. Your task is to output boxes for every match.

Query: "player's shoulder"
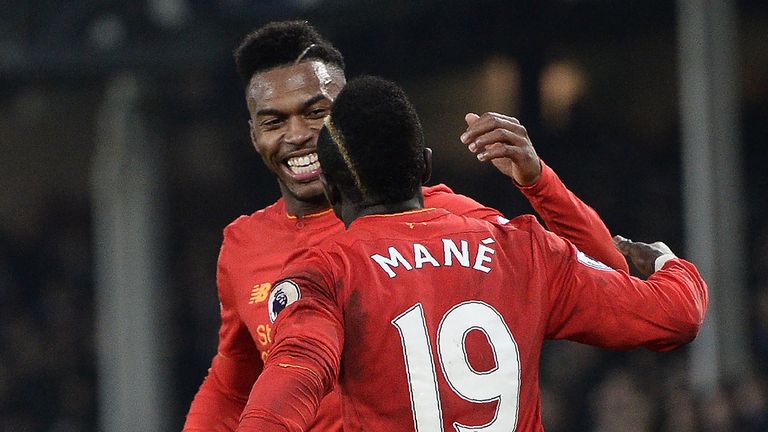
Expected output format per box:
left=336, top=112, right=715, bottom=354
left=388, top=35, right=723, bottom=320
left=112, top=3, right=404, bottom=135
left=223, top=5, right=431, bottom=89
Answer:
left=312, top=231, right=355, bottom=258
left=482, top=213, right=546, bottom=241
left=422, top=183, right=504, bottom=221
left=497, top=214, right=570, bottom=260
left=222, top=199, right=284, bottom=242
left=422, top=183, right=460, bottom=206
left=502, top=214, right=541, bottom=231
left=422, top=183, right=455, bottom=196
left=307, top=227, right=376, bottom=270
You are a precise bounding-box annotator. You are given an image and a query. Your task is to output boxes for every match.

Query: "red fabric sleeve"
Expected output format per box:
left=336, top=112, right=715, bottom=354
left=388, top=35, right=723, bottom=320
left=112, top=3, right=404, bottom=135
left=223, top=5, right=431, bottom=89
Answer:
left=533, top=223, right=708, bottom=351
left=184, top=243, right=263, bottom=431
left=237, top=255, right=343, bottom=432
left=423, top=184, right=505, bottom=222
left=238, top=365, right=327, bottom=432
left=517, top=160, right=629, bottom=272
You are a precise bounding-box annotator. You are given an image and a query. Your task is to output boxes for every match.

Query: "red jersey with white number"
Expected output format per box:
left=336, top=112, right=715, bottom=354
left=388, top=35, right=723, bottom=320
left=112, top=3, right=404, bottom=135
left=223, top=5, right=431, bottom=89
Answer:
left=185, top=185, right=505, bottom=431
left=185, top=162, right=630, bottom=432
left=238, top=209, right=706, bottom=432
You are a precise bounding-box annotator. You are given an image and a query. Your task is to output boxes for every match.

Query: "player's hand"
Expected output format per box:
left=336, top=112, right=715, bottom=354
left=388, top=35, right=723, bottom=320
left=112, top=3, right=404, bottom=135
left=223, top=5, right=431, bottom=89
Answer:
left=460, top=112, right=542, bottom=186
left=612, top=235, right=676, bottom=277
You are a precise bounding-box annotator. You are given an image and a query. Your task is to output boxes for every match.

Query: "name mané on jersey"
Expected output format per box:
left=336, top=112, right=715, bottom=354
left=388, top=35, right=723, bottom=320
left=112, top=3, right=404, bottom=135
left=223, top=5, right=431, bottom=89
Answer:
left=370, top=237, right=497, bottom=278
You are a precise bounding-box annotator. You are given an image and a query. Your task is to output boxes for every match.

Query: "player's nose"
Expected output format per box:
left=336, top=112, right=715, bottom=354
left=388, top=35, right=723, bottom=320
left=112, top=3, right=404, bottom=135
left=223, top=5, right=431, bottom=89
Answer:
left=284, top=117, right=314, bottom=146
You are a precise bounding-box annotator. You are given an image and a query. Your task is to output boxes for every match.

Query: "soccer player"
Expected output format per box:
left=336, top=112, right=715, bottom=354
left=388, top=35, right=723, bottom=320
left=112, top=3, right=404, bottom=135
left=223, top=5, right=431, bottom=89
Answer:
left=183, top=21, right=629, bottom=431
left=237, top=76, right=707, bottom=431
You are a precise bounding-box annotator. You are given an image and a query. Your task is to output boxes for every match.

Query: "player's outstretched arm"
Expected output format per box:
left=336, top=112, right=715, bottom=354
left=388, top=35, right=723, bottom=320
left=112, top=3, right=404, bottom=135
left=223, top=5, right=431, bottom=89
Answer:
left=534, top=223, right=708, bottom=351
left=460, top=112, right=628, bottom=272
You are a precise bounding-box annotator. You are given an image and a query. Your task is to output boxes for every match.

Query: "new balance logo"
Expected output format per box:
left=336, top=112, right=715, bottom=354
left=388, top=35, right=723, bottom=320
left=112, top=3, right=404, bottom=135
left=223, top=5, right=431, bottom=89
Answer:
left=249, top=283, right=271, bottom=304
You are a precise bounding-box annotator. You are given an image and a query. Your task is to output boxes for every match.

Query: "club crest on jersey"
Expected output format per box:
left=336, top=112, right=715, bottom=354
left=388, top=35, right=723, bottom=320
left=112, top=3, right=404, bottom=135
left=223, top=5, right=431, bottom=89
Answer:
left=577, top=250, right=612, bottom=271
left=268, top=280, right=301, bottom=322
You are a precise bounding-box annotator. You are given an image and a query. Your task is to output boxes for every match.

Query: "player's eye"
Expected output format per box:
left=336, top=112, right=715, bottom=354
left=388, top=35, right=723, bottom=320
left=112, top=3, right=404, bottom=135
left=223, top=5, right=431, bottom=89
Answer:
left=261, top=118, right=283, bottom=128
left=306, top=108, right=329, bottom=119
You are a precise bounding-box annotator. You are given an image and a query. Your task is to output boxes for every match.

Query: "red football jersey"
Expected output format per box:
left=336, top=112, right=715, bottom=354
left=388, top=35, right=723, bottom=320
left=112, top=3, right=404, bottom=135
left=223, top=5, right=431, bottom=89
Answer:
left=239, top=209, right=707, bottom=432
left=184, top=162, right=628, bottom=431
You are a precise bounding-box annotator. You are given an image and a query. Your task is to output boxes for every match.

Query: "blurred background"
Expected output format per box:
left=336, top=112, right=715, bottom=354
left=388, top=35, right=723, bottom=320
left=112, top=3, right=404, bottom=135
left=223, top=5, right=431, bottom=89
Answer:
left=1, top=0, right=767, bottom=431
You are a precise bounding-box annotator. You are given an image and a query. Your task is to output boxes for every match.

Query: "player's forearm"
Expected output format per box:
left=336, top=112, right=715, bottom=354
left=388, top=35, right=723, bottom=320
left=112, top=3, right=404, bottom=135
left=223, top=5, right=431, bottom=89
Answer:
left=184, top=379, right=243, bottom=432
left=237, top=290, right=343, bottom=431
left=183, top=354, right=261, bottom=431
left=550, top=257, right=707, bottom=350
left=597, top=258, right=706, bottom=351
left=639, top=258, right=708, bottom=351
left=238, top=364, right=326, bottom=432
left=519, top=160, right=629, bottom=272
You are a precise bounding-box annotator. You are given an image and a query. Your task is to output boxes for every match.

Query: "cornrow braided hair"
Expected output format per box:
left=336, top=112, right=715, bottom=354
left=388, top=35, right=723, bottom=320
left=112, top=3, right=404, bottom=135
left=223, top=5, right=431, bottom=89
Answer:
left=323, top=115, right=367, bottom=199
left=316, top=76, right=425, bottom=206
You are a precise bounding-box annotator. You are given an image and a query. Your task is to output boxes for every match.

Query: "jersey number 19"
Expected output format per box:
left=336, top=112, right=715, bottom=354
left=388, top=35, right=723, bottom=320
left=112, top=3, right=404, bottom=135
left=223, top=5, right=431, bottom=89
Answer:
left=392, top=301, right=521, bottom=432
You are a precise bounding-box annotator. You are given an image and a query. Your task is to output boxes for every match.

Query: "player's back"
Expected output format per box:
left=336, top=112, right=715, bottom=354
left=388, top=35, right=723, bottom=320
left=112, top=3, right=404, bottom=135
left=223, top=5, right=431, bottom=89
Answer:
left=326, top=207, right=549, bottom=431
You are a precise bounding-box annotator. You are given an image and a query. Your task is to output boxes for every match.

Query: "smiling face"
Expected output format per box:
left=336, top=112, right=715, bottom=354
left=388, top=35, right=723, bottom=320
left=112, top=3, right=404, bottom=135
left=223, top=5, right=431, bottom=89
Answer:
left=246, top=60, right=345, bottom=215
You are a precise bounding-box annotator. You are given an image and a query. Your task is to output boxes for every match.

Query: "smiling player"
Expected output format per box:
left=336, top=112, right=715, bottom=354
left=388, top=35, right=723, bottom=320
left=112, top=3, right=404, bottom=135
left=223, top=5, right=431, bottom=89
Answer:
left=184, top=21, right=629, bottom=431
left=237, top=75, right=707, bottom=432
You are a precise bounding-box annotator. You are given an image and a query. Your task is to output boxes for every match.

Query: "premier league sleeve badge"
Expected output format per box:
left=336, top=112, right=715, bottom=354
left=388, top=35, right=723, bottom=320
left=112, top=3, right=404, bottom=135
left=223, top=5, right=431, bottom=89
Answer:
left=268, top=280, right=302, bottom=322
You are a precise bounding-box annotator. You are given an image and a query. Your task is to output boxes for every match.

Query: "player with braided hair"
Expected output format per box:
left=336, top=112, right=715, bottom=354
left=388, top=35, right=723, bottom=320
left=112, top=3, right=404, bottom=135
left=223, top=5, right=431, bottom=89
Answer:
left=184, top=21, right=630, bottom=431
left=318, top=77, right=426, bottom=207
left=237, top=76, right=707, bottom=431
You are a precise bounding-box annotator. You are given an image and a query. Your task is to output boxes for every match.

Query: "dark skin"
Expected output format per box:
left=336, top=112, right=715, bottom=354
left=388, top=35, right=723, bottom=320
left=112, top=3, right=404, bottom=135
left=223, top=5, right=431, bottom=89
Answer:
left=460, top=112, right=542, bottom=186
left=319, top=148, right=433, bottom=229
left=321, top=146, right=674, bottom=277
left=246, top=60, right=345, bottom=216
left=460, top=111, right=677, bottom=276
left=246, top=61, right=673, bottom=275
left=246, top=61, right=545, bottom=216
left=613, top=235, right=676, bottom=277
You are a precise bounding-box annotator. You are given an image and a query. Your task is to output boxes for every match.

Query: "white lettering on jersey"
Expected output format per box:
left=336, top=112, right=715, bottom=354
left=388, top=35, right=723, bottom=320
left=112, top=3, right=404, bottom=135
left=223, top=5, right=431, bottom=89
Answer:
left=413, top=243, right=440, bottom=269
left=443, top=239, right=470, bottom=268
left=371, top=238, right=497, bottom=278
left=371, top=247, right=414, bottom=278
left=473, top=237, right=496, bottom=273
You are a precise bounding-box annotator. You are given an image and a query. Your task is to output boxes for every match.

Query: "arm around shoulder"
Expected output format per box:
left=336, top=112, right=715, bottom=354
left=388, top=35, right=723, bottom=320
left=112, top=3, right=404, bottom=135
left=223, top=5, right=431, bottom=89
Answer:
left=518, top=160, right=629, bottom=272
left=539, top=226, right=708, bottom=352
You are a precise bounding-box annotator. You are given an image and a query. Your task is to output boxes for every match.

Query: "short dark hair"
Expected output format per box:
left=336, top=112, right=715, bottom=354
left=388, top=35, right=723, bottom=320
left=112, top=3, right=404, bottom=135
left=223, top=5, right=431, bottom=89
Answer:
left=318, top=76, right=425, bottom=205
left=234, top=20, right=345, bottom=86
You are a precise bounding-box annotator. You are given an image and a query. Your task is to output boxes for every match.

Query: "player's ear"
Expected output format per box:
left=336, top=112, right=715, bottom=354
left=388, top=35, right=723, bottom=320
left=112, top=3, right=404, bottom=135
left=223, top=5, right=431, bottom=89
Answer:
left=319, top=173, right=339, bottom=207
left=421, top=147, right=433, bottom=184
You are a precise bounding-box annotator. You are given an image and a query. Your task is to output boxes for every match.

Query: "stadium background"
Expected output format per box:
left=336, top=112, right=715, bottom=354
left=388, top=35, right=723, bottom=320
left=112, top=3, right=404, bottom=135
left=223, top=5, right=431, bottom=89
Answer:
left=1, top=0, right=767, bottom=430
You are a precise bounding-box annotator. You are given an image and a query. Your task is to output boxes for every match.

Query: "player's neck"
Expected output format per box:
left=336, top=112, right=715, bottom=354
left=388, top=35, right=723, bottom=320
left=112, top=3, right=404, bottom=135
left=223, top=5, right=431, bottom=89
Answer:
left=344, top=196, right=423, bottom=227
left=282, top=194, right=331, bottom=218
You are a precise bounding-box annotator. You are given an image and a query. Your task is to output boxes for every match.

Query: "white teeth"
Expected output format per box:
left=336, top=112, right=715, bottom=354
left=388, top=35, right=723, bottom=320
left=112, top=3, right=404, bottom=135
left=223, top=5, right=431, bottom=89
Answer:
left=286, top=153, right=320, bottom=174
left=287, top=153, right=318, bottom=168
left=289, top=161, right=320, bottom=174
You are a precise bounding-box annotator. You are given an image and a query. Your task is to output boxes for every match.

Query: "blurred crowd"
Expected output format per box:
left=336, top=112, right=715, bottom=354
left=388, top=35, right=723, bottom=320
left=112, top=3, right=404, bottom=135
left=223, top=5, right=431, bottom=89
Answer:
left=0, top=196, right=95, bottom=431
